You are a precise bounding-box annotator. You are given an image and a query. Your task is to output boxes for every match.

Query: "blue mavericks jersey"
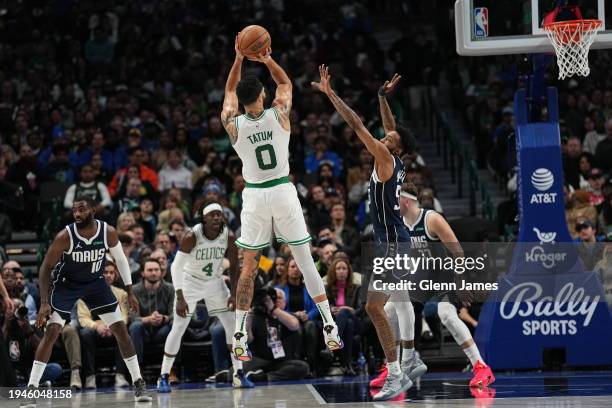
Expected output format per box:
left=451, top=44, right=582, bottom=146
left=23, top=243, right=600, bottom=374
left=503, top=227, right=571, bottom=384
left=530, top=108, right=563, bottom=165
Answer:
left=52, top=220, right=109, bottom=284
left=369, top=155, right=409, bottom=242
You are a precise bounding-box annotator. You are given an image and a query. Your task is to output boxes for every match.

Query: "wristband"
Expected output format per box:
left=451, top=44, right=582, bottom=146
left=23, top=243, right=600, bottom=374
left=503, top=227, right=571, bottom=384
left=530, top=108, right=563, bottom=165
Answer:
left=378, top=87, right=386, bottom=97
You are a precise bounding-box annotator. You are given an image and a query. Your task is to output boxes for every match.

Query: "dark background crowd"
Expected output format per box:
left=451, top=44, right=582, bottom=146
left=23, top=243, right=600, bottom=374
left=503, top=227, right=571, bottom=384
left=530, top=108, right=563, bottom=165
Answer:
left=0, top=0, right=611, bottom=389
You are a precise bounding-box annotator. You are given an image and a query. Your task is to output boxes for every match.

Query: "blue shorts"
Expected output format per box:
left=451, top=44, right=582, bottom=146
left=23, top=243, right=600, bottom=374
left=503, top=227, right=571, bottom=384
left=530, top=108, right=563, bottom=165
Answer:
left=50, top=276, right=118, bottom=321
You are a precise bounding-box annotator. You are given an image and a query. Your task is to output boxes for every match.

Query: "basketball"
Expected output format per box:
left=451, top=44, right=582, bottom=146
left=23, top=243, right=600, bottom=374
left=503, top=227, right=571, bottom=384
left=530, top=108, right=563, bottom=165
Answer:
left=238, top=25, right=271, bottom=58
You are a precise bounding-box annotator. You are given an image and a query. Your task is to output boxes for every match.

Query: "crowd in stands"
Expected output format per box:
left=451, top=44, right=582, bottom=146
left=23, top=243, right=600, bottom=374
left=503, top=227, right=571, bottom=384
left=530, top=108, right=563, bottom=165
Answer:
left=0, top=0, right=444, bottom=387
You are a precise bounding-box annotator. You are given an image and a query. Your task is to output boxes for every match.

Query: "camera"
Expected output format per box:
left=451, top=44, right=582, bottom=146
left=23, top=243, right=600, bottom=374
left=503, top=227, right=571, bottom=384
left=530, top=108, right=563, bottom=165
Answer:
left=252, top=287, right=277, bottom=316
left=15, top=306, right=29, bottom=319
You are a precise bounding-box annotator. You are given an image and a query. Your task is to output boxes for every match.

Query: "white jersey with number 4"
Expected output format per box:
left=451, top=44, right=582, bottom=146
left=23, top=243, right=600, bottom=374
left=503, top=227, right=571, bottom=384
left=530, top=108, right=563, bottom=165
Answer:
left=183, top=224, right=229, bottom=281
left=233, top=108, right=290, bottom=184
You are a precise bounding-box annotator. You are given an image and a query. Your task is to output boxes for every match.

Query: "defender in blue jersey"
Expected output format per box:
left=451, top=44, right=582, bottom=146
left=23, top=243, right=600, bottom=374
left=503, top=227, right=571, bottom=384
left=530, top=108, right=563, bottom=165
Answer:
left=20, top=197, right=151, bottom=407
left=314, top=67, right=414, bottom=401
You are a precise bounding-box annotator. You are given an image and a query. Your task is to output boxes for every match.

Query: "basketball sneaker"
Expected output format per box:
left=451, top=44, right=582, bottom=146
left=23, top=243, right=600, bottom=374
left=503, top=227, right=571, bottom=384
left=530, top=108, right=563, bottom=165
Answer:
left=372, top=371, right=412, bottom=401
left=133, top=378, right=153, bottom=402
left=469, top=361, right=495, bottom=387
left=401, top=353, right=428, bottom=381
left=232, top=331, right=252, bottom=361
left=233, top=369, right=255, bottom=388
left=369, top=365, right=388, bottom=388
left=19, top=385, right=37, bottom=408
left=156, top=374, right=171, bottom=393
left=322, top=324, right=343, bottom=351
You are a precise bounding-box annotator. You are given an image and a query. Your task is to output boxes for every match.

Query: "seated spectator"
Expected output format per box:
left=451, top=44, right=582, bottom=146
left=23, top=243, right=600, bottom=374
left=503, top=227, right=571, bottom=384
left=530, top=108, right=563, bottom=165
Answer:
left=77, top=259, right=130, bottom=389
left=64, top=165, right=113, bottom=221
left=108, top=146, right=159, bottom=198
left=115, top=165, right=156, bottom=200
left=307, top=185, right=331, bottom=232
left=276, top=257, right=319, bottom=375
left=582, top=116, right=605, bottom=154
left=578, top=152, right=596, bottom=189
left=150, top=249, right=170, bottom=282
left=593, top=240, right=612, bottom=307
left=243, top=288, right=309, bottom=382
left=90, top=152, right=112, bottom=184
left=594, top=119, right=612, bottom=171
left=114, top=177, right=145, bottom=217
left=329, top=203, right=359, bottom=258
left=129, top=258, right=174, bottom=365
left=1, top=267, right=36, bottom=321
left=78, top=131, right=114, bottom=173
left=158, top=149, right=192, bottom=191
left=575, top=219, right=605, bottom=270
left=46, top=143, right=77, bottom=184
left=304, top=136, right=343, bottom=179
left=265, top=256, right=288, bottom=289
left=315, top=242, right=338, bottom=278
left=118, top=233, right=141, bottom=278
left=139, top=198, right=158, bottom=242
left=168, top=220, right=187, bottom=243
left=324, top=258, right=362, bottom=375
left=318, top=163, right=346, bottom=201
left=117, top=212, right=137, bottom=235
left=566, top=190, right=599, bottom=237
left=585, top=168, right=606, bottom=207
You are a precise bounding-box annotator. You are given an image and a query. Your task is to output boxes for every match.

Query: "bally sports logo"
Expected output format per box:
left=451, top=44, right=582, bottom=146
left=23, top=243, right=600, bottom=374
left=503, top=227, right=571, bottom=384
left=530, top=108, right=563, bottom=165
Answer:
left=500, top=282, right=599, bottom=336
left=530, top=168, right=558, bottom=204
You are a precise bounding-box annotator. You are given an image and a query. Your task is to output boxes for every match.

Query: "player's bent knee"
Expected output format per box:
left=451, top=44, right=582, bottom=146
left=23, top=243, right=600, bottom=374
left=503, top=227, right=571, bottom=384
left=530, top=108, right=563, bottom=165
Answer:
left=365, top=302, right=384, bottom=317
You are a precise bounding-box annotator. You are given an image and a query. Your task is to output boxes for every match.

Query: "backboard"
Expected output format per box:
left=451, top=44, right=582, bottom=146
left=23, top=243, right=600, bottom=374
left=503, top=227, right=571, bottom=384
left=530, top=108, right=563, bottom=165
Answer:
left=455, top=0, right=612, bottom=55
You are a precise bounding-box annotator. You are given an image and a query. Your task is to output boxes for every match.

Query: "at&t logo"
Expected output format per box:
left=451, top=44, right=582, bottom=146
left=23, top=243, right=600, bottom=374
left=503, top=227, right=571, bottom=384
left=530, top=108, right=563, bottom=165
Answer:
left=530, top=168, right=557, bottom=204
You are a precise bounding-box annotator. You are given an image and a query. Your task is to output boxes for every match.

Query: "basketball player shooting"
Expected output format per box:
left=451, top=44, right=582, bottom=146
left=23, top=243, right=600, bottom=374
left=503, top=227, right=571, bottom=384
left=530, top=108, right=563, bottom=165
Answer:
left=220, top=37, right=342, bottom=362
left=312, top=65, right=415, bottom=401
left=21, top=197, right=151, bottom=408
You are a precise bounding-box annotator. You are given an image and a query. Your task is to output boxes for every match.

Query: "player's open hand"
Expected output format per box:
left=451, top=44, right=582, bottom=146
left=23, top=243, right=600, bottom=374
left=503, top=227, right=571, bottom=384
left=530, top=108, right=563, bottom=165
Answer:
left=127, top=293, right=140, bottom=314
left=227, top=295, right=236, bottom=312
left=176, top=296, right=189, bottom=318
left=35, top=303, right=52, bottom=329
left=249, top=47, right=272, bottom=63
left=311, top=65, right=332, bottom=95
left=379, top=73, right=401, bottom=96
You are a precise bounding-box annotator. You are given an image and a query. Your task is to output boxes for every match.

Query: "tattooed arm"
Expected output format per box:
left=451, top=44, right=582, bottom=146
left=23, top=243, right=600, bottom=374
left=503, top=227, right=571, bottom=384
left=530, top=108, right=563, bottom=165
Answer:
left=221, top=36, right=244, bottom=145
left=378, top=74, right=401, bottom=134
left=312, top=65, right=394, bottom=181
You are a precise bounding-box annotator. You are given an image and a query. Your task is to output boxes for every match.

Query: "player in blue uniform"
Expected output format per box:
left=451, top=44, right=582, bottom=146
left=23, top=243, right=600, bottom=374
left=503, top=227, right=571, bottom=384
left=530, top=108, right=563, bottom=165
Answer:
left=20, top=197, right=151, bottom=407
left=313, top=67, right=415, bottom=401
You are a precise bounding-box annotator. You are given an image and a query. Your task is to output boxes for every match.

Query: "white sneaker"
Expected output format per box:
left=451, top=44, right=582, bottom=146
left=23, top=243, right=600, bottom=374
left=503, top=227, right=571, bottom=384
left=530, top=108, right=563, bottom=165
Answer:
left=70, top=369, right=82, bottom=389
left=323, top=324, right=343, bottom=351
left=115, top=373, right=129, bottom=388
left=372, top=371, right=413, bottom=401
left=85, top=375, right=96, bottom=389
left=401, top=354, right=428, bottom=381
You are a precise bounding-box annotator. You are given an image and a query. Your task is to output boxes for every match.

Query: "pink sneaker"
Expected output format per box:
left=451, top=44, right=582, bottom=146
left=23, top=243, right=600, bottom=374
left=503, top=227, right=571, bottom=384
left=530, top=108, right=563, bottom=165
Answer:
left=369, top=366, right=388, bottom=388
left=469, top=361, right=495, bottom=387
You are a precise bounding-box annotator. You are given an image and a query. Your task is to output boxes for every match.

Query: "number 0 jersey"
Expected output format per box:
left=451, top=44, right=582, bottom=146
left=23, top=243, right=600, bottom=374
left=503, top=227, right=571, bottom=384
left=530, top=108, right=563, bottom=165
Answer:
left=52, top=220, right=109, bottom=284
left=232, top=108, right=290, bottom=184
left=183, top=224, right=229, bottom=281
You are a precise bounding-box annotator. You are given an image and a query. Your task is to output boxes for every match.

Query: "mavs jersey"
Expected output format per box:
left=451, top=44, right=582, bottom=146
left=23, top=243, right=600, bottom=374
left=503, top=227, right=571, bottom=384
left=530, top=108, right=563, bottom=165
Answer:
left=369, top=155, right=409, bottom=242
left=184, top=224, right=229, bottom=281
left=53, top=220, right=108, bottom=284
left=404, top=209, right=446, bottom=258
left=233, top=108, right=290, bottom=184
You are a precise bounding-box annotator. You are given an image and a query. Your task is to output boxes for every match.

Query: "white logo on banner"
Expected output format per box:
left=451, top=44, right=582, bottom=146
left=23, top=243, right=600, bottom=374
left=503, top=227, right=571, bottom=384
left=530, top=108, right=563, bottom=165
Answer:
left=533, top=228, right=556, bottom=244
left=530, top=168, right=557, bottom=204
left=500, top=282, right=600, bottom=335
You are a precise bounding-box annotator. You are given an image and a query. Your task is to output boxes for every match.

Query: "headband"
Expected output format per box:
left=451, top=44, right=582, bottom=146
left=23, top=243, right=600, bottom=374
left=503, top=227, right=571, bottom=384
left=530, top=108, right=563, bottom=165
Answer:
left=202, top=203, right=223, bottom=217
left=400, top=191, right=418, bottom=200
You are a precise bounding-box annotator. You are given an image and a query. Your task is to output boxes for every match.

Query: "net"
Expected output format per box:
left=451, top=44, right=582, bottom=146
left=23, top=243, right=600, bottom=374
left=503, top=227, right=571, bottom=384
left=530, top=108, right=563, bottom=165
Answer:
left=543, top=19, right=602, bottom=80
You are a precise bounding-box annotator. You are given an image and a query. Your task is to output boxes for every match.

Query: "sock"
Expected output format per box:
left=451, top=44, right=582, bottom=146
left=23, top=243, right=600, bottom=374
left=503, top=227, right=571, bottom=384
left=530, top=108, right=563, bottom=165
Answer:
left=235, top=310, right=248, bottom=334
left=28, top=360, right=47, bottom=387
left=395, top=344, right=401, bottom=362
left=464, top=344, right=484, bottom=366
left=124, top=355, right=142, bottom=383
left=161, top=355, right=175, bottom=376
left=402, top=347, right=415, bottom=363
left=387, top=360, right=401, bottom=376
left=316, top=300, right=334, bottom=326
left=231, top=354, right=243, bottom=372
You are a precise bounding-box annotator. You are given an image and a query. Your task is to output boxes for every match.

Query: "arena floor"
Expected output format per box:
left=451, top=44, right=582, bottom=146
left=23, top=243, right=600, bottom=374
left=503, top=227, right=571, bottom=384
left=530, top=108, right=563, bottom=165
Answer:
left=6, top=371, right=612, bottom=407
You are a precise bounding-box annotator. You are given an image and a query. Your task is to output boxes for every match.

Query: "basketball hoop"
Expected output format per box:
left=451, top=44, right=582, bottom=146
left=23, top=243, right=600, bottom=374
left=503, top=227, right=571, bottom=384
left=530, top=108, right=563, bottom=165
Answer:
left=543, top=19, right=602, bottom=80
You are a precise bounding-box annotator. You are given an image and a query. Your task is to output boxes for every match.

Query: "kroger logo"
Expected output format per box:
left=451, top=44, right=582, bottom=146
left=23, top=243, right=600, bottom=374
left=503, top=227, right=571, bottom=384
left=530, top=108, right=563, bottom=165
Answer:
left=530, top=168, right=557, bottom=204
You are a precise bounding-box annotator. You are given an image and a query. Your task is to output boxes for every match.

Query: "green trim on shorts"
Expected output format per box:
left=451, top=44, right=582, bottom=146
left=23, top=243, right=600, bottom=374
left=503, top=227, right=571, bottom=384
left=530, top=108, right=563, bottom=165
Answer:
left=207, top=307, right=231, bottom=315
left=284, top=236, right=312, bottom=246
left=245, top=176, right=290, bottom=189
left=235, top=239, right=270, bottom=250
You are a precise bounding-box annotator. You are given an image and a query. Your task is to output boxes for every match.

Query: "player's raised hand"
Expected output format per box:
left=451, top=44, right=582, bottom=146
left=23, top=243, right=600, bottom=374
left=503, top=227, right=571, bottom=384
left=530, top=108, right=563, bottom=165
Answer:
left=35, top=303, right=52, bottom=329
left=379, top=73, right=401, bottom=97
left=249, top=47, right=272, bottom=63
left=311, top=65, right=332, bottom=95
left=234, top=34, right=244, bottom=60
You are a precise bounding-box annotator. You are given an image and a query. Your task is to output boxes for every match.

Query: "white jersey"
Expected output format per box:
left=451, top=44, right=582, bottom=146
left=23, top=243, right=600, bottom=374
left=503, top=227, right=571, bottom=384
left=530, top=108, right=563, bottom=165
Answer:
left=233, top=107, right=290, bottom=184
left=183, top=224, right=229, bottom=281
